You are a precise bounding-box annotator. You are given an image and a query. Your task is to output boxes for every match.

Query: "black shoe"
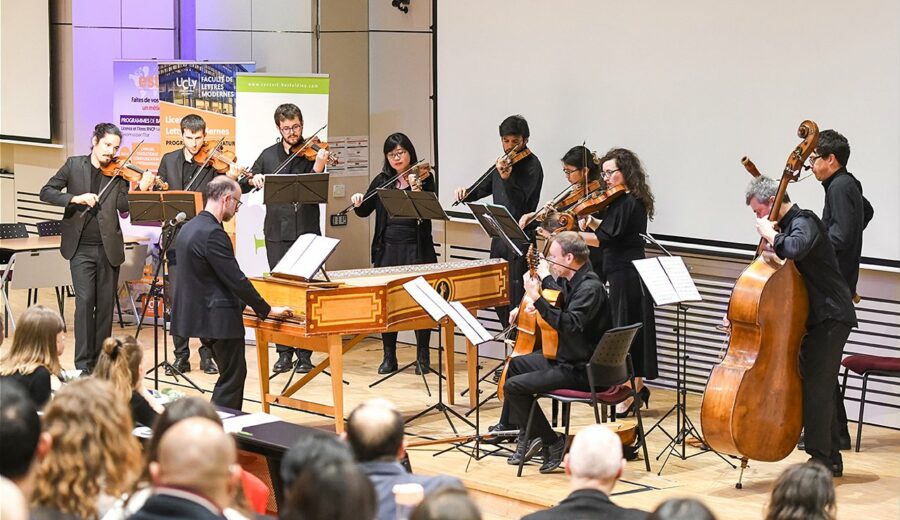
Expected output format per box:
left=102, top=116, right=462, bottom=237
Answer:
left=838, top=431, right=852, bottom=451
left=492, top=365, right=504, bottom=384
left=485, top=423, right=518, bottom=445
left=272, top=352, right=294, bottom=374
left=540, top=433, right=567, bottom=473
left=508, top=434, right=543, bottom=466
left=378, top=358, right=398, bottom=374
left=200, top=356, right=219, bottom=375
left=638, top=386, right=651, bottom=408
left=808, top=455, right=843, bottom=477
left=295, top=358, right=314, bottom=373
left=166, top=356, right=190, bottom=376
left=414, top=360, right=430, bottom=375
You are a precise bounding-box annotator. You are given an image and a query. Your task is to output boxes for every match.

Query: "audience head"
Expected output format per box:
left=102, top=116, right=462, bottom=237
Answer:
left=0, top=380, right=47, bottom=497
left=765, top=462, right=836, bottom=520
left=93, top=336, right=143, bottom=402
left=284, top=459, right=375, bottom=520
left=649, top=498, right=717, bottom=520
left=32, top=378, right=141, bottom=519
left=281, top=431, right=353, bottom=492
left=150, top=417, right=240, bottom=510
left=565, top=425, right=625, bottom=493
left=345, top=398, right=405, bottom=463
left=410, top=487, right=482, bottom=520
left=0, top=305, right=64, bottom=379
left=145, top=397, right=221, bottom=471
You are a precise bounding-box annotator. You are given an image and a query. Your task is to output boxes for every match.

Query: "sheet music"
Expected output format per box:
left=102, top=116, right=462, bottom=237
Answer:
left=221, top=412, right=280, bottom=433
left=632, top=258, right=680, bottom=306
left=402, top=277, right=449, bottom=322
left=658, top=256, right=702, bottom=302
left=448, top=301, right=493, bottom=345
left=273, top=233, right=339, bottom=280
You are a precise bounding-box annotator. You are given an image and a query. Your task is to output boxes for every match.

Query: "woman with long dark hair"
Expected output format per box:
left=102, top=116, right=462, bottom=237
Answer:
left=584, top=148, right=658, bottom=414
left=350, top=133, right=437, bottom=374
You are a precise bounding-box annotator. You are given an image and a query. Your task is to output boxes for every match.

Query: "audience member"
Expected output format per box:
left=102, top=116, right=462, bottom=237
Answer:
left=285, top=459, right=375, bottom=520
left=345, top=399, right=464, bottom=520
left=648, top=498, right=716, bottom=520
left=765, top=462, right=837, bottom=520
left=410, top=487, right=482, bottom=520
left=93, top=336, right=163, bottom=427
left=32, top=378, right=141, bottom=520
left=522, top=425, right=646, bottom=520
left=130, top=418, right=240, bottom=520
left=280, top=430, right=353, bottom=492
left=103, top=397, right=259, bottom=520
left=0, top=305, right=65, bottom=408
left=0, top=380, right=49, bottom=499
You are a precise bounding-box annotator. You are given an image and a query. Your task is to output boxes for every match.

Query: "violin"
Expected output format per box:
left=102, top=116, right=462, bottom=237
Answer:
left=192, top=141, right=239, bottom=174
left=521, top=179, right=605, bottom=230
left=101, top=158, right=169, bottom=190
left=497, top=245, right=560, bottom=400
left=539, top=184, right=627, bottom=234
left=290, top=136, right=340, bottom=166
left=453, top=143, right=532, bottom=206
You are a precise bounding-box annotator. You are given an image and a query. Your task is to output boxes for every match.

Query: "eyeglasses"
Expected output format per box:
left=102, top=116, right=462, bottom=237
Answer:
left=601, top=168, right=620, bottom=178
left=562, top=168, right=581, bottom=176
left=387, top=150, right=408, bottom=160
left=279, top=124, right=303, bottom=135
left=230, top=195, right=243, bottom=208
left=807, top=153, right=821, bottom=166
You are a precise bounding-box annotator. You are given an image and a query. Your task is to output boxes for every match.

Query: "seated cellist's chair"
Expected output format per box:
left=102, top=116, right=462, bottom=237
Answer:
left=840, top=354, right=900, bottom=452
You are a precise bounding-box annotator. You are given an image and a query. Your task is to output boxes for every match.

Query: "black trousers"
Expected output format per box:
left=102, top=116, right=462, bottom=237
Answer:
left=70, top=243, right=119, bottom=372
left=206, top=336, right=247, bottom=410
left=500, top=352, right=589, bottom=443
left=800, top=319, right=852, bottom=460
left=266, top=239, right=311, bottom=362
left=167, top=262, right=212, bottom=360
left=381, top=329, right=431, bottom=364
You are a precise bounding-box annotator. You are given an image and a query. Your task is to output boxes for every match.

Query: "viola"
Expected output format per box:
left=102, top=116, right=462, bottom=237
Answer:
left=290, top=136, right=340, bottom=166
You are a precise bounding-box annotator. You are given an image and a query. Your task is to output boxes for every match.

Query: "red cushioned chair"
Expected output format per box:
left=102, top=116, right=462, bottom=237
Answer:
left=517, top=323, right=650, bottom=476
left=239, top=468, right=270, bottom=514
left=840, top=354, right=900, bottom=452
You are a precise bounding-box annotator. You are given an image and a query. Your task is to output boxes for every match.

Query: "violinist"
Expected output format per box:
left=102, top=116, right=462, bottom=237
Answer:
left=748, top=175, right=856, bottom=476
left=239, top=103, right=330, bottom=374
left=349, top=133, right=437, bottom=374
left=141, top=113, right=220, bottom=376
left=39, top=123, right=151, bottom=373
left=520, top=145, right=605, bottom=279
left=453, top=115, right=544, bottom=326
left=499, top=232, right=611, bottom=473
left=582, top=148, right=658, bottom=415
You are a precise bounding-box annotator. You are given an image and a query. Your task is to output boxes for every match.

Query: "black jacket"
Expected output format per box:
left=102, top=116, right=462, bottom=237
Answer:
left=353, top=171, right=438, bottom=266
left=40, top=155, right=129, bottom=265
left=129, top=489, right=227, bottom=520
left=522, top=488, right=647, bottom=520
left=821, top=169, right=873, bottom=295
left=170, top=211, right=271, bottom=339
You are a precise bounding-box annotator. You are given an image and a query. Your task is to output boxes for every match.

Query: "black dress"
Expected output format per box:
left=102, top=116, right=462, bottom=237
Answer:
left=594, top=193, right=658, bottom=379
left=3, top=366, right=53, bottom=408
left=354, top=171, right=438, bottom=363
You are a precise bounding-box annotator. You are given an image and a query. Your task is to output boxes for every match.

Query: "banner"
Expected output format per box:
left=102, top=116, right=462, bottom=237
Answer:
left=112, top=60, right=161, bottom=171
left=234, top=73, right=331, bottom=277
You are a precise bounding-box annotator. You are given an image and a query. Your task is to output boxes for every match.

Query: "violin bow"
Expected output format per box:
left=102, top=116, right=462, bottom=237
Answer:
left=338, top=159, right=428, bottom=215
left=185, top=136, right=226, bottom=192
left=452, top=142, right=522, bottom=206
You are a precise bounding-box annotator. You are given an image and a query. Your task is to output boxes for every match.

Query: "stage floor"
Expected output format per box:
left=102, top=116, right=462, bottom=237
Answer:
left=6, top=293, right=899, bottom=520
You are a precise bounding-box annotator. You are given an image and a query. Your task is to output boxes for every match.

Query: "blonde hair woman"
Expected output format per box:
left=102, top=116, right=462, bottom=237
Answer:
left=0, top=305, right=65, bottom=408
left=31, top=378, right=142, bottom=520
left=93, top=336, right=163, bottom=427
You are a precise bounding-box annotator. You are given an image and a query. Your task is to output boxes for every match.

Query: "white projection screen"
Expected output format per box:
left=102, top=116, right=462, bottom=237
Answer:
left=437, top=0, right=899, bottom=262
left=0, top=0, right=52, bottom=143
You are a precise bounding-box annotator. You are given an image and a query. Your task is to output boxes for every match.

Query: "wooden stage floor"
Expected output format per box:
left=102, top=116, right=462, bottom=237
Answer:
left=5, top=293, right=899, bottom=520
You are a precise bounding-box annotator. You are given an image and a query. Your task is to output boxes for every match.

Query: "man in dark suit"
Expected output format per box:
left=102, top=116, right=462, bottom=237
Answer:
left=132, top=417, right=238, bottom=520
left=522, top=425, right=647, bottom=520
left=170, top=176, right=292, bottom=410
left=240, top=103, right=331, bottom=374
left=150, top=114, right=222, bottom=375
left=345, top=399, right=463, bottom=520
left=40, top=123, right=149, bottom=373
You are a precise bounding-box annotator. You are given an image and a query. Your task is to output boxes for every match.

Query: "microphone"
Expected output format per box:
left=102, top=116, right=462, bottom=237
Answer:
left=165, top=212, right=187, bottom=228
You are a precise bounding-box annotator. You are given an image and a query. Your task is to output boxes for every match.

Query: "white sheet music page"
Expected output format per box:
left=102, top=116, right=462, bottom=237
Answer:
left=632, top=258, right=680, bottom=306
left=402, top=277, right=449, bottom=322
left=658, top=256, right=702, bottom=302
left=448, top=301, right=493, bottom=345
left=273, top=233, right=339, bottom=279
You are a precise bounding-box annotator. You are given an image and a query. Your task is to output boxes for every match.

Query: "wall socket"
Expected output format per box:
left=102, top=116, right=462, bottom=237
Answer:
left=333, top=184, right=345, bottom=197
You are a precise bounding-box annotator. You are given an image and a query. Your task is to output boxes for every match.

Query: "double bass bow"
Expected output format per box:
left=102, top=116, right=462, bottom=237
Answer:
left=700, top=120, right=819, bottom=477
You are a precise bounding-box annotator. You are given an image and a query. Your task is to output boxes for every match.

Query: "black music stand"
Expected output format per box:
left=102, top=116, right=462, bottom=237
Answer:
left=368, top=189, right=450, bottom=389
left=128, top=192, right=203, bottom=393
left=264, top=173, right=329, bottom=205
left=467, top=203, right=529, bottom=258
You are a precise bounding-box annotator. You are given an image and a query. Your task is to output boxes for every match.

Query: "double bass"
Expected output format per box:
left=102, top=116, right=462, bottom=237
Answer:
left=700, top=120, right=818, bottom=484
